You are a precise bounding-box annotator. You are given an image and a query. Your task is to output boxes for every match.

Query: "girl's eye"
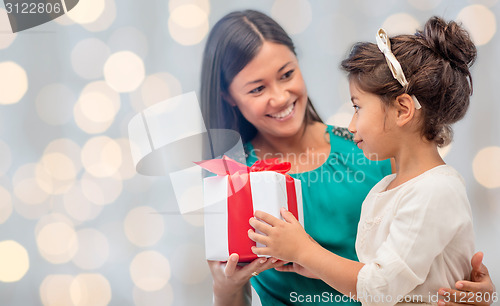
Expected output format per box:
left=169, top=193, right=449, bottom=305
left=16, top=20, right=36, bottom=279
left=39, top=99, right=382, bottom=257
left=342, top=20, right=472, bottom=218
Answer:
left=281, top=69, right=294, bottom=80
left=353, top=105, right=360, bottom=113
left=249, top=86, right=265, bottom=94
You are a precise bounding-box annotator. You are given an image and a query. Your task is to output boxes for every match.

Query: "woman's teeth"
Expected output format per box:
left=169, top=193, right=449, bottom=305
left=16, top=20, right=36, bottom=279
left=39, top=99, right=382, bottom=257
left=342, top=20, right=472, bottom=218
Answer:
left=269, top=103, right=294, bottom=119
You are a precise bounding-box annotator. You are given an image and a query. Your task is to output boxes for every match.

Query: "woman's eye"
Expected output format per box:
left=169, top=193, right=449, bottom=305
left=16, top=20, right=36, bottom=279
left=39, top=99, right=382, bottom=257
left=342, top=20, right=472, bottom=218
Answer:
left=281, top=69, right=294, bottom=80
left=249, top=86, right=265, bottom=94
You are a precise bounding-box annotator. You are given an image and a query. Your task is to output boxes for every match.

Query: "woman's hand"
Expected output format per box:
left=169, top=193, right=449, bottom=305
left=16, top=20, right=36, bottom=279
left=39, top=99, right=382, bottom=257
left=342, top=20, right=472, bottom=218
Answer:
left=208, top=253, right=286, bottom=306
left=438, top=252, right=497, bottom=306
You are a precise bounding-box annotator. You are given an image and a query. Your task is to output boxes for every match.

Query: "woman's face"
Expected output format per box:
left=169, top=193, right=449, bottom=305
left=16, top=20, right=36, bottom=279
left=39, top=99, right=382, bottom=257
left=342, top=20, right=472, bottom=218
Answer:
left=228, top=41, right=308, bottom=139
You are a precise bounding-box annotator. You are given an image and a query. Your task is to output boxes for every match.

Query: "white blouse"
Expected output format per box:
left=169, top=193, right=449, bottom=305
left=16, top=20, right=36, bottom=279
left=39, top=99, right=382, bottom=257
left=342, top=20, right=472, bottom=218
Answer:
left=355, top=165, right=474, bottom=306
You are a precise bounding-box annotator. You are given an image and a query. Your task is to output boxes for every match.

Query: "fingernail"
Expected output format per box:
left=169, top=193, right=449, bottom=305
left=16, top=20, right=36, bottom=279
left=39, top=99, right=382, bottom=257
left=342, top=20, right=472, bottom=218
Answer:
left=438, top=289, right=445, bottom=296
left=456, top=282, right=463, bottom=289
left=271, top=258, right=278, bottom=263
left=260, top=258, right=267, bottom=264
left=437, top=301, right=445, bottom=306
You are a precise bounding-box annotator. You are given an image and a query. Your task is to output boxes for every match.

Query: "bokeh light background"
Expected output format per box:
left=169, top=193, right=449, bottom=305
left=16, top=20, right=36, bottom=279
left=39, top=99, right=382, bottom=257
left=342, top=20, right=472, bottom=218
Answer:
left=0, top=0, right=499, bottom=305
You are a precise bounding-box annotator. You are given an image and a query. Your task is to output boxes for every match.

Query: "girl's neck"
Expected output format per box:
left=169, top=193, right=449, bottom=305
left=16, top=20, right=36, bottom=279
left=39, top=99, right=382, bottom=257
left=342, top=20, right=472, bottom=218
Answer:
left=387, top=138, right=445, bottom=191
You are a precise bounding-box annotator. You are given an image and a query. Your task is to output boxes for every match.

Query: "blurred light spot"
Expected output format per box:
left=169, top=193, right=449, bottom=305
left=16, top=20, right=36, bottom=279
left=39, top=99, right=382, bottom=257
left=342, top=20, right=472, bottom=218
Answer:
left=129, top=72, right=183, bottom=113
left=35, top=213, right=74, bottom=236
left=74, top=81, right=120, bottom=134
left=382, top=13, right=421, bottom=35
left=168, top=4, right=209, bottom=45
left=0, top=240, right=29, bottom=282
left=0, top=8, right=17, bottom=49
left=104, top=51, right=145, bottom=93
left=408, top=0, right=441, bottom=10
left=182, top=213, right=204, bottom=227
left=108, top=26, right=148, bottom=59
left=130, top=251, right=171, bottom=291
left=124, top=206, right=164, bottom=247
left=169, top=0, right=209, bottom=14
left=81, top=136, right=122, bottom=177
left=170, top=244, right=209, bottom=284
left=438, top=143, right=452, bottom=158
left=35, top=161, right=75, bottom=195
left=0, top=139, right=12, bottom=176
left=271, top=0, right=312, bottom=34
left=44, top=138, right=83, bottom=175
left=81, top=0, right=116, bottom=32
left=41, top=152, right=76, bottom=181
left=115, top=138, right=136, bottom=180
left=37, top=222, right=78, bottom=264
left=326, top=113, right=352, bottom=128
left=457, top=5, right=496, bottom=46
left=13, top=164, right=49, bottom=205
left=473, top=146, right=500, bottom=188
left=71, top=38, right=111, bottom=79
left=133, top=284, right=174, bottom=306
left=66, top=0, right=105, bottom=24
left=72, top=229, right=109, bottom=270
left=70, top=274, right=112, bottom=306
left=63, top=184, right=103, bottom=222
left=0, top=61, right=28, bottom=105
left=40, top=275, right=74, bottom=306
left=36, top=83, right=76, bottom=126
left=0, top=186, right=12, bottom=224
left=80, top=172, right=123, bottom=205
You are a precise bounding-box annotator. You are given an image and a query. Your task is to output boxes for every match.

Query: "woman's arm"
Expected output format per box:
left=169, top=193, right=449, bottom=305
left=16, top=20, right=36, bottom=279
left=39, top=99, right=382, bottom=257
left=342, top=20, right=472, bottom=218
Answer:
left=438, top=252, right=497, bottom=306
left=208, top=253, right=286, bottom=306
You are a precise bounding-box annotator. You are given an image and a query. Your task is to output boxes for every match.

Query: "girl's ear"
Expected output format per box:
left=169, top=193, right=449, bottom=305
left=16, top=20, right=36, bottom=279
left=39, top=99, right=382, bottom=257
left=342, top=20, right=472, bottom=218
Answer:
left=394, top=93, right=417, bottom=127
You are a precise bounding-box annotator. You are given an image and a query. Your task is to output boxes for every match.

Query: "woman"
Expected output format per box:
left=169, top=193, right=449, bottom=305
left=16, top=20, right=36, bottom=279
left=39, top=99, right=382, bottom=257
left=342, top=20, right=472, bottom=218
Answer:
left=200, top=10, right=496, bottom=306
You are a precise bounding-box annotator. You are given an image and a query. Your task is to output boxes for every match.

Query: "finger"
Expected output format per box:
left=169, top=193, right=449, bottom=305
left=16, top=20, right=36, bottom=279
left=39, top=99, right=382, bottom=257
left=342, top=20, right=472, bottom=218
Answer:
left=437, top=300, right=473, bottom=306
left=251, top=246, right=271, bottom=256
left=275, top=265, right=296, bottom=273
left=254, top=210, right=281, bottom=226
left=224, top=253, right=239, bottom=277
left=470, top=251, right=484, bottom=272
left=249, top=217, right=272, bottom=233
left=280, top=207, right=298, bottom=223
left=248, top=229, right=268, bottom=245
left=454, top=280, right=490, bottom=293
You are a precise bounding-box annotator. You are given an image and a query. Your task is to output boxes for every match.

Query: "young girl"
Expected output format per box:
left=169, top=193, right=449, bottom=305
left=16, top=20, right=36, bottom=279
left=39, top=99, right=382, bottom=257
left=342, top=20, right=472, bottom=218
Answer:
left=248, top=16, right=479, bottom=305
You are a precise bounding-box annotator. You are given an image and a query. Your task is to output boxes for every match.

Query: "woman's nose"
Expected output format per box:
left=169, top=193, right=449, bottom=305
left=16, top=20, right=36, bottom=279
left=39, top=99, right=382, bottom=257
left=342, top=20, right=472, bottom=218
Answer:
left=268, top=84, right=289, bottom=107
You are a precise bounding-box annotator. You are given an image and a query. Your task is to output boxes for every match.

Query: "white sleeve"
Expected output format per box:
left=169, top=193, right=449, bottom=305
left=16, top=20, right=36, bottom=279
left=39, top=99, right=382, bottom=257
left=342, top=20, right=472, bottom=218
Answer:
left=356, top=176, right=472, bottom=306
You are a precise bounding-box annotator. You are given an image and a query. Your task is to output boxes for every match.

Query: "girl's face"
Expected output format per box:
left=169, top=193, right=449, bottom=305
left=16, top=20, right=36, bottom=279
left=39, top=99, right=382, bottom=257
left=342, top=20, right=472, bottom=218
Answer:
left=348, top=80, right=397, bottom=161
left=228, top=41, right=308, bottom=139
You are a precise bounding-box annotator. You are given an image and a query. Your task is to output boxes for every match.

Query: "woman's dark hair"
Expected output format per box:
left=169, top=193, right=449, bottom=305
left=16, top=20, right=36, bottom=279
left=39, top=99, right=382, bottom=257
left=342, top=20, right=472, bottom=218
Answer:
left=200, top=10, right=322, bottom=144
left=341, top=16, right=476, bottom=146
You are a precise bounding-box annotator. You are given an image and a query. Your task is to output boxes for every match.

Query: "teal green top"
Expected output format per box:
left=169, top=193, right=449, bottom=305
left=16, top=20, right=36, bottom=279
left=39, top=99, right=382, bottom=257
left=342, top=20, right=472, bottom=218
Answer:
left=246, top=125, right=392, bottom=305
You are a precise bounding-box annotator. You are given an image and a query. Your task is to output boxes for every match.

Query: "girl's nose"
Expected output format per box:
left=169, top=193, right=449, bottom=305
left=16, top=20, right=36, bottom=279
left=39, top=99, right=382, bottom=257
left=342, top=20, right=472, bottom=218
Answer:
left=348, top=115, right=357, bottom=134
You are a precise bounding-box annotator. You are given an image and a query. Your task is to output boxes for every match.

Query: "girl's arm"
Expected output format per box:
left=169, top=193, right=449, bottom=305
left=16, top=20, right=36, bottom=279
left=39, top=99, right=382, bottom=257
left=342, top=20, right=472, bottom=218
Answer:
left=249, top=208, right=364, bottom=298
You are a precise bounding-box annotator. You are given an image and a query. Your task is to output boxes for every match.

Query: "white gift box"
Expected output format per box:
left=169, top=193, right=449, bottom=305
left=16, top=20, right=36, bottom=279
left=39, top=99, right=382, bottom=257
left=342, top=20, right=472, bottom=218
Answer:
left=203, top=171, right=303, bottom=262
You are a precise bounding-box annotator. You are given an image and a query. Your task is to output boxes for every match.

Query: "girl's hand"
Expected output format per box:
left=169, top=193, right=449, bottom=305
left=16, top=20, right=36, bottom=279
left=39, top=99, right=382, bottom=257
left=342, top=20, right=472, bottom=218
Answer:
left=248, top=207, right=313, bottom=263
left=275, top=262, right=320, bottom=279
left=437, top=252, right=497, bottom=306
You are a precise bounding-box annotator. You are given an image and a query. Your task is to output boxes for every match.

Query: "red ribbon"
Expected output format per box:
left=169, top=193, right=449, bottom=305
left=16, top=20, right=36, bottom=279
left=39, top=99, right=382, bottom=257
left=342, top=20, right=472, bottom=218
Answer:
left=196, top=155, right=300, bottom=262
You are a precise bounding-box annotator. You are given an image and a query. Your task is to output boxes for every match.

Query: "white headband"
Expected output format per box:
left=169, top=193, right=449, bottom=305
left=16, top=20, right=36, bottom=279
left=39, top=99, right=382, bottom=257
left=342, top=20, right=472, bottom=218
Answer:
left=376, top=28, right=422, bottom=109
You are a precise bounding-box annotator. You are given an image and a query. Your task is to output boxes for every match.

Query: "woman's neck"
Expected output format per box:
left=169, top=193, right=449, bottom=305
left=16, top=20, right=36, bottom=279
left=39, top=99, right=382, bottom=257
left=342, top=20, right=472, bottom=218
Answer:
left=251, top=121, right=330, bottom=173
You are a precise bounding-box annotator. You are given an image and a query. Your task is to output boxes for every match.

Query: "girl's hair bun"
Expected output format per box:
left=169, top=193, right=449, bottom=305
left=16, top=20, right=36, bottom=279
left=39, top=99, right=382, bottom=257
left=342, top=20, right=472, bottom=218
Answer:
left=418, top=16, right=476, bottom=75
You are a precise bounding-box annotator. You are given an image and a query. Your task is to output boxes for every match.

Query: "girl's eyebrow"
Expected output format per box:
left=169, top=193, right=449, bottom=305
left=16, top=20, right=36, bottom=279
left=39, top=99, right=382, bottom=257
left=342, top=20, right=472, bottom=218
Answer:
left=351, top=96, right=359, bottom=103
left=243, top=62, right=293, bottom=88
